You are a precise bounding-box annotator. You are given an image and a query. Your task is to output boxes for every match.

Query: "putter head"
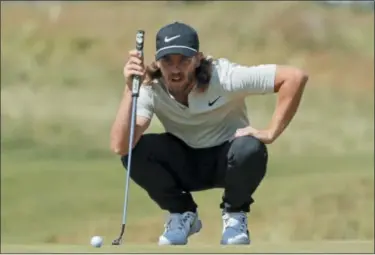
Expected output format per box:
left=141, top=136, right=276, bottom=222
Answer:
left=112, top=238, right=122, bottom=245
left=112, top=225, right=125, bottom=245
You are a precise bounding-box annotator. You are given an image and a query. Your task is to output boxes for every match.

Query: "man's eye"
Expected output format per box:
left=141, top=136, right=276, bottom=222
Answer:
left=181, top=57, right=191, bottom=63
left=162, top=57, right=172, bottom=65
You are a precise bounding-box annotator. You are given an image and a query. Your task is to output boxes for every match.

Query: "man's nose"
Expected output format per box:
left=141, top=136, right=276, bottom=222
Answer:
left=170, top=66, right=180, bottom=74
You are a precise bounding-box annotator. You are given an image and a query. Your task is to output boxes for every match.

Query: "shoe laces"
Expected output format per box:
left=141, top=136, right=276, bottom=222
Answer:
left=165, top=212, right=195, bottom=233
left=223, top=212, right=248, bottom=233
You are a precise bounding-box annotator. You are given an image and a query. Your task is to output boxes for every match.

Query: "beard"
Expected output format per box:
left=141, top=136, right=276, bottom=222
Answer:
left=166, top=71, right=195, bottom=96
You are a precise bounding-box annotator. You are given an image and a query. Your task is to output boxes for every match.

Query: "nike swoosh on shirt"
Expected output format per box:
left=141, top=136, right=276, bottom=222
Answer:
left=208, top=96, right=222, bottom=106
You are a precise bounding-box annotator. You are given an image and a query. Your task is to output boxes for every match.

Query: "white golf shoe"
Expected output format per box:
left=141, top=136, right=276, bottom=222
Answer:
left=158, top=211, right=202, bottom=245
left=221, top=212, right=250, bottom=245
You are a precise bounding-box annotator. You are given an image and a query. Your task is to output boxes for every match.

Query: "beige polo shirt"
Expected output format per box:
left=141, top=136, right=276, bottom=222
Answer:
left=136, top=57, right=276, bottom=148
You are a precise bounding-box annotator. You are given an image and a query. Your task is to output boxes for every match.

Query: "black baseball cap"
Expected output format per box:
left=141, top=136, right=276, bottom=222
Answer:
left=155, top=22, right=199, bottom=60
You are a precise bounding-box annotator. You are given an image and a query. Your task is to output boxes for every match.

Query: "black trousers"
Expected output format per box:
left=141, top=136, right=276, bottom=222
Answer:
left=121, top=133, right=268, bottom=213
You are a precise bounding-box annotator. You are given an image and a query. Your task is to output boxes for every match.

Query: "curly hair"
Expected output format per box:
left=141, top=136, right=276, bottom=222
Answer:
left=143, top=56, right=214, bottom=92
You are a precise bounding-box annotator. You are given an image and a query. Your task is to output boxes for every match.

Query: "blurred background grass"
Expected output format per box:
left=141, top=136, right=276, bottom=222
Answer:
left=1, top=1, right=374, bottom=252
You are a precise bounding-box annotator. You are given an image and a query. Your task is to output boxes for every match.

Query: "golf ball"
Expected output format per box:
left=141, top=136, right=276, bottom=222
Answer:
left=90, top=236, right=103, bottom=248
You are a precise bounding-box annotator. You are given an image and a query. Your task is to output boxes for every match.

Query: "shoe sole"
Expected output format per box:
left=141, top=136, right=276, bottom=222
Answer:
left=220, top=237, right=250, bottom=245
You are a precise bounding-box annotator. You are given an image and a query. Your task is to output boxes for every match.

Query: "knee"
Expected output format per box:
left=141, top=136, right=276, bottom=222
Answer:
left=229, top=136, right=268, bottom=166
left=121, top=134, right=160, bottom=169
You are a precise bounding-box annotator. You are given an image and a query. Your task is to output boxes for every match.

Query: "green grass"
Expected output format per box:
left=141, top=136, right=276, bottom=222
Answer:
left=1, top=153, right=373, bottom=249
left=2, top=242, right=374, bottom=253
left=1, top=1, right=374, bottom=253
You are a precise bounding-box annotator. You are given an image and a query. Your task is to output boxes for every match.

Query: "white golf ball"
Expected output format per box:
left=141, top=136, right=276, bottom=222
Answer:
left=90, top=236, right=103, bottom=248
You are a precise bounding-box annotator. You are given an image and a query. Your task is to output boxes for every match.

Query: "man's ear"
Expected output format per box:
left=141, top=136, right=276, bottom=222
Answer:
left=156, top=61, right=161, bottom=68
left=195, top=52, right=204, bottom=68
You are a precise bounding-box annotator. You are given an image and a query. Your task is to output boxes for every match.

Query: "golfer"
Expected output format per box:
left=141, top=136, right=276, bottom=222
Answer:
left=111, top=22, right=308, bottom=245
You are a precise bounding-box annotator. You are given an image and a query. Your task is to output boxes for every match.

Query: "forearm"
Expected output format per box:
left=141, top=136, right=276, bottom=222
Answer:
left=110, top=87, right=133, bottom=154
left=268, top=73, right=308, bottom=141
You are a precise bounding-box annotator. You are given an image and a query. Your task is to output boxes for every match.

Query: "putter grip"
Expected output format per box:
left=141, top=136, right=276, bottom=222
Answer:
left=132, top=30, right=145, bottom=96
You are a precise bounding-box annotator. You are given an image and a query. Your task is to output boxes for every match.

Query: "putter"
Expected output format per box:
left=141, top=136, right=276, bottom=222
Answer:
left=112, top=30, right=145, bottom=246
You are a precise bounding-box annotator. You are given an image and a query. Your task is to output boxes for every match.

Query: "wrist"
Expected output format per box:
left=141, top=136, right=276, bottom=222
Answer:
left=266, top=125, right=279, bottom=141
left=268, top=122, right=286, bottom=141
left=123, top=86, right=132, bottom=97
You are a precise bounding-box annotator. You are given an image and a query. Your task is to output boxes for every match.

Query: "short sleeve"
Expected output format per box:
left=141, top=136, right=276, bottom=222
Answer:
left=215, top=58, right=277, bottom=95
left=136, top=86, right=154, bottom=120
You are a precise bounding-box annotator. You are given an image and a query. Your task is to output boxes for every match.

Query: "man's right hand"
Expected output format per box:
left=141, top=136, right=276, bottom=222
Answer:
left=124, top=49, right=145, bottom=90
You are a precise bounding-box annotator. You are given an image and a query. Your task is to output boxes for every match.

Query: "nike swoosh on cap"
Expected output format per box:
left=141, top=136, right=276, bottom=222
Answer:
left=164, top=35, right=181, bottom=43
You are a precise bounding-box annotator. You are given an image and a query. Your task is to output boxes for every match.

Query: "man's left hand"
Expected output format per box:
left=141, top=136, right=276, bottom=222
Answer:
left=234, top=126, right=275, bottom=144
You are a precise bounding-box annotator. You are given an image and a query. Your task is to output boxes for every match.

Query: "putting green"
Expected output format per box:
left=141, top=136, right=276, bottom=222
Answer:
left=2, top=241, right=374, bottom=253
